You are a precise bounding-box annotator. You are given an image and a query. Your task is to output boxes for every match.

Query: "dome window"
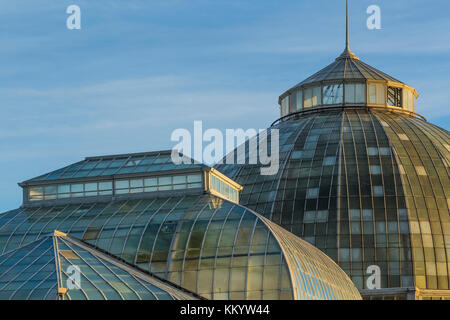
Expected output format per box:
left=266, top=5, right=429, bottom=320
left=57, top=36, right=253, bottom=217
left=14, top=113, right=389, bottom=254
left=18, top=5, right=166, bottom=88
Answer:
left=388, top=86, right=403, bottom=107
left=295, top=90, right=303, bottom=112
left=403, top=89, right=416, bottom=112
left=304, top=86, right=321, bottom=108
left=281, top=96, right=290, bottom=117
left=323, top=84, right=343, bottom=105
left=345, top=83, right=366, bottom=104
left=368, top=83, right=386, bottom=105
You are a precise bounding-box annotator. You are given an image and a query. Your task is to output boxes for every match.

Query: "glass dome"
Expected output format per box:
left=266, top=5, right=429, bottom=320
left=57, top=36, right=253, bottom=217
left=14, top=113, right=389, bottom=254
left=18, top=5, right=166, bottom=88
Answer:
left=0, top=193, right=362, bottom=300
left=216, top=107, right=450, bottom=300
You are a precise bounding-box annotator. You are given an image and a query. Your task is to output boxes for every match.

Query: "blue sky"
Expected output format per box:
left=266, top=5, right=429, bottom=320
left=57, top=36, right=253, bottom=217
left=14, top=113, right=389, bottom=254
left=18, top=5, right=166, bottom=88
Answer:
left=1, top=0, right=449, bottom=212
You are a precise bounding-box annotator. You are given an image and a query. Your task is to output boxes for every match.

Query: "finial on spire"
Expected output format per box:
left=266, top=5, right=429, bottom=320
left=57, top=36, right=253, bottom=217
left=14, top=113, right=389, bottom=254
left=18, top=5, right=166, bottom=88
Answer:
left=336, top=0, right=359, bottom=60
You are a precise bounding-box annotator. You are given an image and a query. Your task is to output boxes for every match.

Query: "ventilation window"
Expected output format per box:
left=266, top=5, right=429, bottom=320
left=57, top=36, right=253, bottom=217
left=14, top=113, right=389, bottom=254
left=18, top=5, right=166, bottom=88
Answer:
left=388, top=86, right=403, bottom=107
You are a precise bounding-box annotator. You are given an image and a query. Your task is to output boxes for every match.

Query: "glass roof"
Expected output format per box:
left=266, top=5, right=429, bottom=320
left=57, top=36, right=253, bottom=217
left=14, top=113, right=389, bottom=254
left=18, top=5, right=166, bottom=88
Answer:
left=0, top=193, right=361, bottom=300
left=23, top=150, right=204, bottom=183
left=0, top=231, right=198, bottom=300
left=292, top=54, right=403, bottom=90
left=215, top=108, right=450, bottom=292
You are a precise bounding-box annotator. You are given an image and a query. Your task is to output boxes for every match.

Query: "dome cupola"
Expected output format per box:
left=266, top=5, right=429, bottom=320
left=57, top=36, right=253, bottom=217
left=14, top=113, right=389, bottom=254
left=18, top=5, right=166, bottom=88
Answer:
left=278, top=0, right=419, bottom=120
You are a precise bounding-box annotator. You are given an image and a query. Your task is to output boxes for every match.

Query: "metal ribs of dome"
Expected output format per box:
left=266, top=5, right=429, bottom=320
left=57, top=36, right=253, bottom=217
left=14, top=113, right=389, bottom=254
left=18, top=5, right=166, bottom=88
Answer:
left=215, top=107, right=450, bottom=298
left=0, top=193, right=362, bottom=300
left=0, top=231, right=199, bottom=300
left=294, top=53, right=402, bottom=89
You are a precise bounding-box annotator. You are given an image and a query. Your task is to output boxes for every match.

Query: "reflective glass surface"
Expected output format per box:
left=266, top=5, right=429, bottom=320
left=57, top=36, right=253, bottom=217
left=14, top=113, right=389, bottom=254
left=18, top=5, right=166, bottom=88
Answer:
left=0, top=193, right=361, bottom=300
left=25, top=151, right=204, bottom=183
left=0, top=233, right=196, bottom=300
left=216, top=108, right=450, bottom=293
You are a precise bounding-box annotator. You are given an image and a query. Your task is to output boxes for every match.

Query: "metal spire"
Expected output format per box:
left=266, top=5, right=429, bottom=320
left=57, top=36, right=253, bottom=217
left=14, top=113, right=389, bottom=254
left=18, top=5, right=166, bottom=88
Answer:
left=336, top=0, right=359, bottom=60
left=346, top=0, right=349, bottom=50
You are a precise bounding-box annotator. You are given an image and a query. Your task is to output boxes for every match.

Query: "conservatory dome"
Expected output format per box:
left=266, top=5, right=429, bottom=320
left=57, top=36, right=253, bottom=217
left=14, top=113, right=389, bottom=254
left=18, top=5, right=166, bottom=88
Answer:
left=216, top=1, right=450, bottom=301
left=278, top=5, right=419, bottom=120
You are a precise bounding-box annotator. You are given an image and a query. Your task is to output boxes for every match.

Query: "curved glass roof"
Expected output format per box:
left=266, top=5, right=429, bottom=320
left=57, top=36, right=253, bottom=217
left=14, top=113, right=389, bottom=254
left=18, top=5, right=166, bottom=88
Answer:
left=0, top=231, right=198, bottom=300
left=0, top=194, right=361, bottom=300
left=215, top=108, right=450, bottom=295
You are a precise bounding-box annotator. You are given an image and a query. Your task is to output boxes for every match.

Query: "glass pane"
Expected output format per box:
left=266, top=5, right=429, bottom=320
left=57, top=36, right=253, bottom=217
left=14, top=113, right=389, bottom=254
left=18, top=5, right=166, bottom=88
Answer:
left=312, top=86, right=321, bottom=106
left=29, top=187, right=43, bottom=200
left=355, top=84, right=366, bottom=103
left=304, top=88, right=313, bottom=108
left=188, top=183, right=202, bottom=189
left=173, top=175, right=186, bottom=185
left=159, top=177, right=172, bottom=186
left=44, top=185, right=57, bottom=195
left=323, top=84, right=343, bottom=104
left=71, top=184, right=83, bottom=193
left=98, top=181, right=112, bottom=190
left=58, top=193, right=70, bottom=199
left=130, top=179, right=143, bottom=188
left=187, top=174, right=202, bottom=183
left=115, top=180, right=129, bottom=189
left=57, top=185, right=70, bottom=193
left=345, top=84, right=356, bottom=103
left=369, top=84, right=377, bottom=104
left=84, top=183, right=97, bottom=192
left=403, top=90, right=414, bottom=111
left=296, top=90, right=303, bottom=111
left=144, top=178, right=157, bottom=187
left=368, top=83, right=386, bottom=105
left=376, top=84, right=385, bottom=104
left=281, top=96, right=290, bottom=116
left=345, top=83, right=366, bottom=104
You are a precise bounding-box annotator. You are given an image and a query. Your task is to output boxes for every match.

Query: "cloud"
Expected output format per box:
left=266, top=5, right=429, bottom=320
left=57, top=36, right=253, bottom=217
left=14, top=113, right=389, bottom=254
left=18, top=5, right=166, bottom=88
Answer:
left=0, top=75, right=277, bottom=135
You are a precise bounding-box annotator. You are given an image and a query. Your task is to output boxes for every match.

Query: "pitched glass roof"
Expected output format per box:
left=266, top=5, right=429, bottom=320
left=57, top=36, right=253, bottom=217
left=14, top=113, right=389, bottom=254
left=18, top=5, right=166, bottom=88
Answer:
left=0, top=231, right=199, bottom=300
left=292, top=54, right=403, bottom=89
left=23, top=150, right=204, bottom=184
